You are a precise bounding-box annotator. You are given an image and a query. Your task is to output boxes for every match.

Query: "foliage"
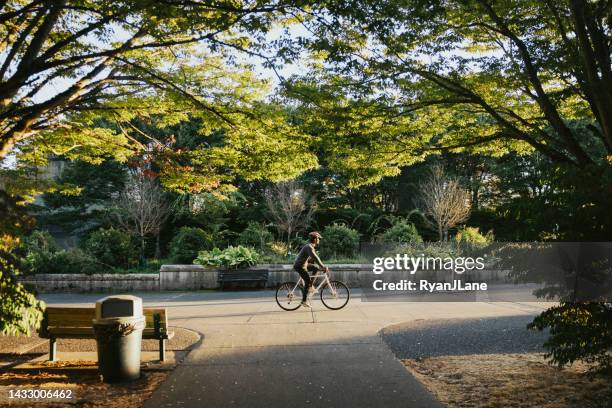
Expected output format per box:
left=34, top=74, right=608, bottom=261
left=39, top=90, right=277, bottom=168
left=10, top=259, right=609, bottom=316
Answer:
left=378, top=220, right=423, bottom=244
left=492, top=158, right=612, bottom=241
left=21, top=231, right=59, bottom=256
left=171, top=191, right=245, bottom=248
left=237, top=222, right=273, bottom=252
left=528, top=303, right=611, bottom=376
left=35, top=159, right=127, bottom=233
left=1, top=3, right=319, bottom=206
left=318, top=223, right=360, bottom=259
left=267, top=241, right=290, bottom=258
left=19, top=231, right=94, bottom=274
left=386, top=242, right=460, bottom=260
left=455, top=227, right=493, bottom=252
left=194, top=246, right=260, bottom=269
left=82, top=228, right=137, bottom=270
left=0, top=191, right=44, bottom=335
left=169, top=227, right=214, bottom=264
left=286, top=0, right=611, bottom=175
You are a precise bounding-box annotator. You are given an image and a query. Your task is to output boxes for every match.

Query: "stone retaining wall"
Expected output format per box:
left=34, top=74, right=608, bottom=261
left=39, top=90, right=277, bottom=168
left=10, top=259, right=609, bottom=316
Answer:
left=18, top=265, right=511, bottom=293
left=158, top=264, right=372, bottom=290
left=19, top=273, right=159, bottom=293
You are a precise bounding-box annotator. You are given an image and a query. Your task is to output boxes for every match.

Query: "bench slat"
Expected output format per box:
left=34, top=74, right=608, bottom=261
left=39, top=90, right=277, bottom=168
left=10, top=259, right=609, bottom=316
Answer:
left=41, top=307, right=170, bottom=336
left=40, top=306, right=173, bottom=362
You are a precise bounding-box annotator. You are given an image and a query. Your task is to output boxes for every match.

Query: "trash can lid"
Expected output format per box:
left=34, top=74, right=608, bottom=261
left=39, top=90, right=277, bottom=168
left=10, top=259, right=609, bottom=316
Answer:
left=95, top=295, right=143, bottom=320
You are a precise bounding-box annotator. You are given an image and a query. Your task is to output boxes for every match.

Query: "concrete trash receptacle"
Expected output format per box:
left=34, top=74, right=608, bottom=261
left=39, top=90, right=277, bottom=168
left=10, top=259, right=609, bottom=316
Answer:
left=93, top=295, right=145, bottom=383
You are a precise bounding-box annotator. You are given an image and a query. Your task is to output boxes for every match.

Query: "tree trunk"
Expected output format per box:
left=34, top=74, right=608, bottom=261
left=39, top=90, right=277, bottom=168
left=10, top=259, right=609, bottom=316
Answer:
left=154, top=233, right=161, bottom=260
left=140, top=236, right=146, bottom=266
left=472, top=187, right=479, bottom=210
left=438, top=224, right=443, bottom=241
left=286, top=227, right=292, bottom=250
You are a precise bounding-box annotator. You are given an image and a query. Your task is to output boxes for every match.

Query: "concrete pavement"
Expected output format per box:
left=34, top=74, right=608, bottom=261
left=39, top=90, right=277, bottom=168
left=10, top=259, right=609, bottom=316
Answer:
left=41, top=290, right=550, bottom=408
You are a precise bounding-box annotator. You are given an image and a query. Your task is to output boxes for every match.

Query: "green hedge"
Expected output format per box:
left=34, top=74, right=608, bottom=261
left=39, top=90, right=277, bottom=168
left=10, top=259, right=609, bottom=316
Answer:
left=82, top=227, right=137, bottom=269
left=318, top=223, right=360, bottom=259
left=379, top=221, right=423, bottom=244
left=169, top=227, right=213, bottom=264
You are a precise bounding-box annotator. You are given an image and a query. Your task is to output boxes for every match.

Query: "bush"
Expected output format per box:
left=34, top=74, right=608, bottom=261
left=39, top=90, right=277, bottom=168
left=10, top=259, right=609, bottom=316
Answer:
left=528, top=302, right=611, bottom=376
left=379, top=221, right=423, bottom=244
left=20, top=231, right=95, bottom=274
left=194, top=246, right=260, bottom=269
left=318, top=223, right=360, bottom=259
left=455, top=226, right=493, bottom=254
left=169, top=227, right=214, bottom=264
left=268, top=241, right=289, bottom=258
left=20, top=231, right=57, bottom=274
left=82, top=227, right=136, bottom=269
left=48, top=249, right=98, bottom=274
left=237, top=222, right=273, bottom=251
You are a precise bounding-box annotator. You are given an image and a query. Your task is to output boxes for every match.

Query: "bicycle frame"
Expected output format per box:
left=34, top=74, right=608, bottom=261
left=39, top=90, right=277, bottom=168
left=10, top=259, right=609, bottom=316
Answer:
left=292, top=271, right=337, bottom=297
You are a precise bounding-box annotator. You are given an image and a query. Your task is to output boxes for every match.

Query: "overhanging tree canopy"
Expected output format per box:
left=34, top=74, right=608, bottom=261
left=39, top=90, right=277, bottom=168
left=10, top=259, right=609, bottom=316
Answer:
left=1, top=0, right=321, bottom=192
left=282, top=0, right=611, bottom=177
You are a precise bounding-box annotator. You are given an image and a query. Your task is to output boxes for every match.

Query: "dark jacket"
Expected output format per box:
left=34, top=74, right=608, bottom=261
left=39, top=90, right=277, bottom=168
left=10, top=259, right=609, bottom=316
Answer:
left=293, top=243, right=325, bottom=271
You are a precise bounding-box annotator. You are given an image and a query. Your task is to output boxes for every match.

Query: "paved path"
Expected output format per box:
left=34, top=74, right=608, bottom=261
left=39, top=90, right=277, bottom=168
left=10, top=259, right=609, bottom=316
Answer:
left=42, top=291, right=550, bottom=408
left=381, top=315, right=549, bottom=359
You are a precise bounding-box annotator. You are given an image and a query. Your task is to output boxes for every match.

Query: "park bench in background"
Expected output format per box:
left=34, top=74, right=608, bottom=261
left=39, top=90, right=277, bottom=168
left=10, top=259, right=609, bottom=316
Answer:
left=38, top=307, right=174, bottom=362
left=218, top=270, right=269, bottom=290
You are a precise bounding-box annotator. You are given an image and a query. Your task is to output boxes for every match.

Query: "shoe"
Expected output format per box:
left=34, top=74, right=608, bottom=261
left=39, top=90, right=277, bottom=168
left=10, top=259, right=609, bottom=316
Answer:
left=301, top=301, right=312, bottom=308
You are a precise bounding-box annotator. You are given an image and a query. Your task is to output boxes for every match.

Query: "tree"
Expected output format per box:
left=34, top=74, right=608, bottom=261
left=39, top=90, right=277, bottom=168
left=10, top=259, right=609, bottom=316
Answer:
left=284, top=0, right=611, bottom=170
left=114, top=171, right=172, bottom=261
left=37, top=159, right=127, bottom=234
left=264, top=180, right=315, bottom=247
left=0, top=190, right=44, bottom=335
left=418, top=165, right=471, bottom=241
left=0, top=0, right=306, bottom=160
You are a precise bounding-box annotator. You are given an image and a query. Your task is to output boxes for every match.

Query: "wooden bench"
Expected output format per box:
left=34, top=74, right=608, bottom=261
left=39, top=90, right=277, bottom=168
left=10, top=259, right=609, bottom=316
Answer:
left=38, top=307, right=174, bottom=362
left=218, top=270, right=268, bottom=290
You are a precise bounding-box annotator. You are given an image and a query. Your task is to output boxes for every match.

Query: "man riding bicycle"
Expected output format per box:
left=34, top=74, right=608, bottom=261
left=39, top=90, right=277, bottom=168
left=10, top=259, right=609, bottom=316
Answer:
left=293, top=231, right=329, bottom=308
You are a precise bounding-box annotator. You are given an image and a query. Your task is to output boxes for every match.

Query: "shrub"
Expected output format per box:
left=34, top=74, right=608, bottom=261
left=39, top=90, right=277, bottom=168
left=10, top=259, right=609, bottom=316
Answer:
left=48, top=249, right=98, bottom=274
left=169, top=227, right=214, bottom=264
left=318, top=223, right=360, bottom=259
left=82, top=227, right=136, bottom=269
left=379, top=221, right=423, bottom=244
left=20, top=231, right=57, bottom=274
left=267, top=241, right=289, bottom=258
left=20, top=231, right=95, bottom=274
left=528, top=302, right=611, bottom=376
left=194, top=246, right=259, bottom=269
left=455, top=226, right=493, bottom=254
left=237, top=222, right=273, bottom=251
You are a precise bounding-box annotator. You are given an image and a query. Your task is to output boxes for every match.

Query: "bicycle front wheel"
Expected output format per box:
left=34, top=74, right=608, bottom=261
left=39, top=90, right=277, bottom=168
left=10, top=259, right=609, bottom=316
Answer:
left=275, top=281, right=303, bottom=311
left=320, top=280, right=350, bottom=310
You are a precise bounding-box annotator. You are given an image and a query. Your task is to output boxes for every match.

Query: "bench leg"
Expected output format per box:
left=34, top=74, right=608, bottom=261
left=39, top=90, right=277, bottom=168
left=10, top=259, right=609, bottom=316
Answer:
left=159, top=338, right=166, bottom=362
left=49, top=338, right=57, bottom=362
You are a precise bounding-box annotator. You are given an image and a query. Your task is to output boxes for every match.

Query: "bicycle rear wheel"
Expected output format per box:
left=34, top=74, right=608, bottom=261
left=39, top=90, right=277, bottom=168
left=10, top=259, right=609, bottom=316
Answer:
left=320, top=280, right=350, bottom=310
left=275, top=281, right=303, bottom=311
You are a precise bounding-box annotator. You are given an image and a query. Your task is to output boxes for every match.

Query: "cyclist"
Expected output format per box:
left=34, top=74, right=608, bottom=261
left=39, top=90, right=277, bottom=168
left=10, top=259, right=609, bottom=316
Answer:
left=293, top=231, right=329, bottom=308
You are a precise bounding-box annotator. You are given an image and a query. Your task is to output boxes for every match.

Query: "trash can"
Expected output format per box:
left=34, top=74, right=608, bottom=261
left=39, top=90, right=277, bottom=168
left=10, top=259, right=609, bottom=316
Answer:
left=93, top=295, right=145, bottom=383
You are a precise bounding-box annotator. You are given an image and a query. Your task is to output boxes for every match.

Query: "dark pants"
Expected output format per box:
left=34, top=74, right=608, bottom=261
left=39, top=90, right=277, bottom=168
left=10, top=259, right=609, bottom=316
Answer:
left=295, top=265, right=318, bottom=301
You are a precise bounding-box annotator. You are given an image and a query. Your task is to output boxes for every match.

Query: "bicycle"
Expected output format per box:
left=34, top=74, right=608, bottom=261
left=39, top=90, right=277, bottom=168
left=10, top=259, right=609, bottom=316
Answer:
left=275, top=269, right=350, bottom=311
